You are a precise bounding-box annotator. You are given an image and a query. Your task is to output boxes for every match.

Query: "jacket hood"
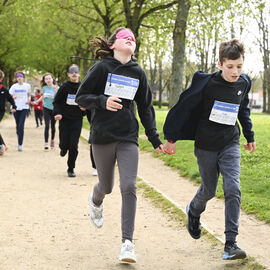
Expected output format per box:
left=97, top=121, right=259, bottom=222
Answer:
left=102, top=55, right=138, bottom=68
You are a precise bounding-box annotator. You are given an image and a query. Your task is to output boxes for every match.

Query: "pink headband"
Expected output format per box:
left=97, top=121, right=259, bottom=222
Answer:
left=116, top=30, right=136, bottom=43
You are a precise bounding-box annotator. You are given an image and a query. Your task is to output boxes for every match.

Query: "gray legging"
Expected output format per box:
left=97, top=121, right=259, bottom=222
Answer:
left=92, top=142, right=138, bottom=242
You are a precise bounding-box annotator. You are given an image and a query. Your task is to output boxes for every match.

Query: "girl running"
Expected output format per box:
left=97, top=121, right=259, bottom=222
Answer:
left=9, top=71, right=31, bottom=151
left=40, top=73, right=58, bottom=150
left=75, top=27, right=164, bottom=263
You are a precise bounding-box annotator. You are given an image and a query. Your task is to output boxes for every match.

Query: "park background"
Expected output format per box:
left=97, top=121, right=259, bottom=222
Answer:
left=0, top=0, right=269, bottom=232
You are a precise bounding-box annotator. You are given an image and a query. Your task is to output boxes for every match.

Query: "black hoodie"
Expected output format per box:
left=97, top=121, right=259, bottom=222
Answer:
left=0, top=84, right=16, bottom=112
left=53, top=81, right=84, bottom=120
left=75, top=56, right=161, bottom=148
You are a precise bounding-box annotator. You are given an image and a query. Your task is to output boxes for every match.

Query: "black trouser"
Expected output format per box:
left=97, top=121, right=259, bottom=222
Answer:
left=0, top=111, right=5, bottom=145
left=0, top=133, right=4, bottom=145
left=43, top=107, right=56, bottom=143
left=0, top=110, right=5, bottom=122
left=90, top=145, right=96, bottom=169
left=13, top=109, right=28, bottom=145
left=59, top=118, right=82, bottom=170
left=34, top=110, right=43, bottom=127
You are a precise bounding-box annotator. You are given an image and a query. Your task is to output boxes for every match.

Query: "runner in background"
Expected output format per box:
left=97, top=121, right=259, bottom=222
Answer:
left=9, top=71, right=31, bottom=151
left=53, top=64, right=85, bottom=177
left=0, top=69, right=16, bottom=154
left=163, top=39, right=256, bottom=261
left=75, top=27, right=164, bottom=263
left=31, top=89, right=43, bottom=128
left=40, top=73, right=58, bottom=150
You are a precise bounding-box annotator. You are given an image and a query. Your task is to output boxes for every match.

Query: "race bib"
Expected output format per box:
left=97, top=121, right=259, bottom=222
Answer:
left=66, top=94, right=77, bottom=106
left=209, top=100, right=239, bottom=125
left=104, top=73, right=139, bottom=100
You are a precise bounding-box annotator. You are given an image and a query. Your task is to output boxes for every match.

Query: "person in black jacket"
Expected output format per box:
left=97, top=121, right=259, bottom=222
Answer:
left=76, top=27, right=164, bottom=263
left=0, top=69, right=16, bottom=154
left=53, top=64, right=85, bottom=177
left=163, top=39, right=256, bottom=261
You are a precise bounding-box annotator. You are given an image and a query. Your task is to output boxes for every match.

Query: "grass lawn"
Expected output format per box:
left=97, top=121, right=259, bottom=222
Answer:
left=138, top=110, right=270, bottom=224
left=83, top=110, right=270, bottom=223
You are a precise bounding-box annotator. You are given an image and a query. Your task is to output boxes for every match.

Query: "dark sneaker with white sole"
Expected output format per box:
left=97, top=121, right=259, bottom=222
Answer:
left=223, top=242, right=246, bottom=260
left=186, top=204, right=201, bottom=239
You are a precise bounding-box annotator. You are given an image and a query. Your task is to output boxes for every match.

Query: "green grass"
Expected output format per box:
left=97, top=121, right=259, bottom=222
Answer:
left=82, top=110, right=270, bottom=223
left=138, top=109, right=270, bottom=224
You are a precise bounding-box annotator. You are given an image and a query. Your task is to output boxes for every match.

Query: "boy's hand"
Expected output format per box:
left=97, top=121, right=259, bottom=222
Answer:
left=155, top=144, right=165, bottom=154
left=244, top=142, right=256, bottom=153
left=11, top=109, right=16, bottom=113
left=54, top=114, right=62, bottom=121
left=106, top=96, right=122, bottom=111
left=164, top=141, right=176, bottom=155
left=79, top=106, right=86, bottom=111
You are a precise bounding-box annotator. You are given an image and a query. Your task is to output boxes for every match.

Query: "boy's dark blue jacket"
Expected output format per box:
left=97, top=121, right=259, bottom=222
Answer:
left=163, top=71, right=254, bottom=143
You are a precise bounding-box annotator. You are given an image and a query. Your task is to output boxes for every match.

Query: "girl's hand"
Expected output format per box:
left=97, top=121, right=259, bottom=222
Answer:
left=244, top=142, right=256, bottom=153
left=106, top=96, right=122, bottom=111
left=54, top=114, right=62, bottom=121
left=155, top=144, right=165, bottom=154
left=11, top=109, right=16, bottom=113
left=164, top=141, right=176, bottom=155
left=79, top=106, right=86, bottom=111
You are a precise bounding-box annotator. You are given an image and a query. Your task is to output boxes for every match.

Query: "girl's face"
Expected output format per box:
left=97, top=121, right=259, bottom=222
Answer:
left=44, top=74, right=53, bottom=86
left=17, top=77, right=24, bottom=84
left=110, top=30, right=136, bottom=56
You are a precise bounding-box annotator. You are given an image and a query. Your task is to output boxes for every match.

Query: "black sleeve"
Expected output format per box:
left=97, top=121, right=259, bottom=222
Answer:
left=135, top=69, right=162, bottom=149
left=53, top=84, right=66, bottom=115
left=75, top=63, right=108, bottom=110
left=238, top=79, right=254, bottom=143
left=5, top=87, right=17, bottom=109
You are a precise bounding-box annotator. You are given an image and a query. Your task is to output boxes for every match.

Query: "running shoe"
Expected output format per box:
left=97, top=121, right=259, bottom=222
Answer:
left=223, top=242, right=246, bottom=260
left=92, top=169, right=98, bottom=176
left=119, top=240, right=136, bottom=263
left=186, top=204, right=201, bottom=239
left=88, top=195, right=103, bottom=228
left=50, top=140, right=55, bottom=149
left=44, top=142, right=49, bottom=150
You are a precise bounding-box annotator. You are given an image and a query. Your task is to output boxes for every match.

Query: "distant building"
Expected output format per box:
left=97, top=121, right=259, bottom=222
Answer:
left=249, top=90, right=264, bottom=112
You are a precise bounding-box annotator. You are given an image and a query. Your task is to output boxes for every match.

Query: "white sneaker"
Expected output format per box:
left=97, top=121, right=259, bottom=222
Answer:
left=18, top=145, right=23, bottom=151
left=88, top=195, right=103, bottom=228
left=92, top=169, right=98, bottom=176
left=119, top=240, right=136, bottom=263
left=44, top=142, right=49, bottom=150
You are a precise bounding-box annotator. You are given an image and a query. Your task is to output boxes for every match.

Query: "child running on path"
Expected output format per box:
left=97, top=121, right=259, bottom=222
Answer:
left=53, top=64, right=85, bottom=177
left=9, top=71, right=31, bottom=151
left=163, top=39, right=256, bottom=260
left=0, top=69, right=16, bottom=154
left=40, top=73, right=58, bottom=150
left=75, top=27, right=164, bottom=263
left=32, top=89, right=43, bottom=128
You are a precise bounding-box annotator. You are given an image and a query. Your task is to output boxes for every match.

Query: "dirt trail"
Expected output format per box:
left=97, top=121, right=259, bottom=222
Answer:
left=0, top=114, right=266, bottom=270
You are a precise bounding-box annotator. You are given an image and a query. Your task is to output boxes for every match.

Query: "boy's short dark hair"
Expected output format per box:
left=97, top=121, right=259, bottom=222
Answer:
left=219, top=39, right=245, bottom=64
left=0, top=69, right=4, bottom=79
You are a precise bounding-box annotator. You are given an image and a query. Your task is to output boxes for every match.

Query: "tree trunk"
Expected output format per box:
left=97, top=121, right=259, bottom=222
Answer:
left=158, top=58, right=163, bottom=108
left=169, top=0, right=191, bottom=108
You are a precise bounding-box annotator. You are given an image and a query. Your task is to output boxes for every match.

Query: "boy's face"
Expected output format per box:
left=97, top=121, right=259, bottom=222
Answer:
left=67, top=72, right=80, bottom=82
left=218, top=56, right=244, bottom=82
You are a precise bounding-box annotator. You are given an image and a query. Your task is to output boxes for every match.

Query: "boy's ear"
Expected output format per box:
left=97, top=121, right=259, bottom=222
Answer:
left=217, top=61, right=223, bottom=69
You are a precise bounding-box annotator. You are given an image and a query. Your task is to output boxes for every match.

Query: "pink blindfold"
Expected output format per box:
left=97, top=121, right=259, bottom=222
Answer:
left=116, top=30, right=136, bottom=43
